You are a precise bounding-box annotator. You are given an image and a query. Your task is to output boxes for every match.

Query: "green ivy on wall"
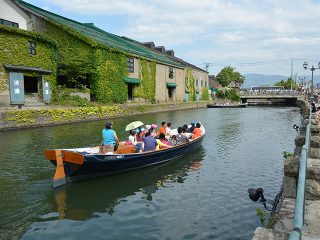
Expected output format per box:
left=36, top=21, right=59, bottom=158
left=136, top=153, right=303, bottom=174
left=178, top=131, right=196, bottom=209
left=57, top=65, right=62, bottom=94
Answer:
left=0, top=25, right=57, bottom=94
left=185, top=68, right=196, bottom=101
left=134, top=59, right=156, bottom=102
left=44, top=21, right=133, bottom=103
left=4, top=106, right=122, bottom=124
left=44, top=22, right=96, bottom=92
left=201, top=87, right=209, bottom=100
left=91, top=49, right=128, bottom=103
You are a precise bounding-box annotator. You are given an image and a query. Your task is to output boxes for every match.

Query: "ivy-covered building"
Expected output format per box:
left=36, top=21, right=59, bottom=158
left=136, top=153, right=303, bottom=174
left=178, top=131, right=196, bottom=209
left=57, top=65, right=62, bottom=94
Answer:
left=0, top=0, right=208, bottom=107
left=0, top=0, right=57, bottom=107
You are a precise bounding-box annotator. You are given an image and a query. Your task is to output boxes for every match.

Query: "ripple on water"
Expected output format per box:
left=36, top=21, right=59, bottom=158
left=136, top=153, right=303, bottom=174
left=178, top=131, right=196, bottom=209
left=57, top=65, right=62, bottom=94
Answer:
left=1, top=107, right=301, bottom=240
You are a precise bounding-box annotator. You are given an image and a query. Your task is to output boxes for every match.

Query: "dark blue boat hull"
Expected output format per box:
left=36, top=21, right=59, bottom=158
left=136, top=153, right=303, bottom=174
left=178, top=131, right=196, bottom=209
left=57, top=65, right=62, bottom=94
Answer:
left=62, top=134, right=205, bottom=182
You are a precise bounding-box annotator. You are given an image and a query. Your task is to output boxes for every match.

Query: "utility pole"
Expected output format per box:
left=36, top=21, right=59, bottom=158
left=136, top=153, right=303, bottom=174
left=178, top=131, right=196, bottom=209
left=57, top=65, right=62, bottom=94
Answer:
left=291, top=58, right=293, bottom=80
left=203, top=63, right=214, bottom=72
left=290, top=58, right=293, bottom=89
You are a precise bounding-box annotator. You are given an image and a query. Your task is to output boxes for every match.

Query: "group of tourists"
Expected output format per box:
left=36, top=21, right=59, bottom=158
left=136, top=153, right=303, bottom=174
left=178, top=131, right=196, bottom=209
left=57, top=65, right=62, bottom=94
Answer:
left=100, top=121, right=203, bottom=154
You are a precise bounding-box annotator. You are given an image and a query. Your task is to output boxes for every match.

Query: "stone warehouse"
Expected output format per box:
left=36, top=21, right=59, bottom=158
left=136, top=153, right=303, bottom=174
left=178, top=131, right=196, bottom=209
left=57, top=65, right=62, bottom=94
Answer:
left=0, top=0, right=209, bottom=107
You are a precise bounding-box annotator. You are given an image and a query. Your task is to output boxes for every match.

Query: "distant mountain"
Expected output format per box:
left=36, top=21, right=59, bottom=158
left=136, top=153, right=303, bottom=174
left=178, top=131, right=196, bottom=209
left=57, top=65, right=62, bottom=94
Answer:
left=242, top=74, right=288, bottom=88
left=242, top=73, right=320, bottom=88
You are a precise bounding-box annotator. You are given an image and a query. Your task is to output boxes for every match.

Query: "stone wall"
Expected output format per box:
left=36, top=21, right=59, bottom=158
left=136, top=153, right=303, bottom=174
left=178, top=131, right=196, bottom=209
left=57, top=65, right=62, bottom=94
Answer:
left=0, top=101, right=207, bottom=131
left=253, top=99, right=320, bottom=239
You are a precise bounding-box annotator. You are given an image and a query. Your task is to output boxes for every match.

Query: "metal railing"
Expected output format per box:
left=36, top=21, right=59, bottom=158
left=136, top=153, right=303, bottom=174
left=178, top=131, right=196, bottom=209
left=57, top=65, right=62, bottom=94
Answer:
left=288, top=108, right=312, bottom=240
left=240, top=90, right=300, bottom=97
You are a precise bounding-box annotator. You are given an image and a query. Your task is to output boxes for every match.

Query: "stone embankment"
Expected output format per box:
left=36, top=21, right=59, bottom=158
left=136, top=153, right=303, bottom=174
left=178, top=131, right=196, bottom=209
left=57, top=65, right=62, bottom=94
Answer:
left=252, top=100, right=320, bottom=240
left=0, top=101, right=207, bottom=131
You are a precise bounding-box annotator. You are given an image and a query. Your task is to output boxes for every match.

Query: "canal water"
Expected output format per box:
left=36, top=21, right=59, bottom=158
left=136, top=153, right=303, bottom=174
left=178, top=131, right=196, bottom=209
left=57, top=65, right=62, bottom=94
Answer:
left=0, top=107, right=301, bottom=240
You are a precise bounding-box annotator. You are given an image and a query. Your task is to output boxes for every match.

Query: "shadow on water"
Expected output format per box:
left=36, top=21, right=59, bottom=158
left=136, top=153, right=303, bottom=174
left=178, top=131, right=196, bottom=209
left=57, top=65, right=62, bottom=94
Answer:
left=26, top=147, right=205, bottom=222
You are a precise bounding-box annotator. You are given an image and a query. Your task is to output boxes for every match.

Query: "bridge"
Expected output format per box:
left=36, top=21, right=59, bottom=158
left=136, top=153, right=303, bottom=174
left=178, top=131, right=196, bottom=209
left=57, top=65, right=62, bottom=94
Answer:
left=240, top=91, right=302, bottom=105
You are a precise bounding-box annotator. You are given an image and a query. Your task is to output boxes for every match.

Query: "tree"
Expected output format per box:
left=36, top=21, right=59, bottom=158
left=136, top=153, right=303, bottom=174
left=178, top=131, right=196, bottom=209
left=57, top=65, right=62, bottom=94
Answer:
left=274, top=78, right=298, bottom=89
left=216, top=66, right=245, bottom=87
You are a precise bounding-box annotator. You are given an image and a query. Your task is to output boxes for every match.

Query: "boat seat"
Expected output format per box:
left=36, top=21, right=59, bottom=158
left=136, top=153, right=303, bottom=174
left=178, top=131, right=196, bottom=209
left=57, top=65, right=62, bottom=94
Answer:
left=116, top=145, right=136, bottom=154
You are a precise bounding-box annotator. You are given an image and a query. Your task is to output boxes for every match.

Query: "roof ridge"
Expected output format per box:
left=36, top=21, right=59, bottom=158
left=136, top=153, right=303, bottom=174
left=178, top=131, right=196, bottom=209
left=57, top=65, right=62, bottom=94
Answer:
left=16, top=0, right=184, bottom=68
left=16, top=0, right=89, bottom=28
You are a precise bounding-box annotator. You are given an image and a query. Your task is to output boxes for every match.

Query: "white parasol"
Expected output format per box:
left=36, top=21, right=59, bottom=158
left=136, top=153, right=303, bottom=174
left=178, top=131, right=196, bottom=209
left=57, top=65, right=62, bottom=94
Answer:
left=125, top=121, right=144, bottom=131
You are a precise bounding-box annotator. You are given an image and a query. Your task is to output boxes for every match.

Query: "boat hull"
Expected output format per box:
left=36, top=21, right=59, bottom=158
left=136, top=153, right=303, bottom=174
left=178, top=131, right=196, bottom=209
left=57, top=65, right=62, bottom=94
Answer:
left=50, top=134, right=205, bottom=183
left=207, top=103, right=247, bottom=108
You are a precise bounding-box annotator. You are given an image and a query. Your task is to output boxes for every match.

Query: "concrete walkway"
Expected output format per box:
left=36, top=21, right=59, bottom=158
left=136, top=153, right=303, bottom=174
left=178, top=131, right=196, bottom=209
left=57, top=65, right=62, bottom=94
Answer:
left=252, top=110, right=320, bottom=240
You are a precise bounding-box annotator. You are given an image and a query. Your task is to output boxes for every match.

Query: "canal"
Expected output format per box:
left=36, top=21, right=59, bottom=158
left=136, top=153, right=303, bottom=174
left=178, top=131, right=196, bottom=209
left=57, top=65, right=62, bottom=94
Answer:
left=0, top=107, right=301, bottom=240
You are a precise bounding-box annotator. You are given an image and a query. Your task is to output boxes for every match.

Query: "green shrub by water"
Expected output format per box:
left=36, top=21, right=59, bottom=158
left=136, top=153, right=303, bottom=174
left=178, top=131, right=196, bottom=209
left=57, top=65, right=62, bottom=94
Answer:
left=216, top=88, right=240, bottom=102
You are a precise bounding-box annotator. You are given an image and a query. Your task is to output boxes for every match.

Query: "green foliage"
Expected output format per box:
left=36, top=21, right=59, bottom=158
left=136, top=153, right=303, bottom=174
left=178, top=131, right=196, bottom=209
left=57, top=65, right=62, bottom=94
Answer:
left=216, top=88, right=240, bottom=101
left=53, top=88, right=92, bottom=107
left=134, top=59, right=156, bottom=102
left=275, top=78, right=298, bottom=89
left=45, top=21, right=132, bottom=103
left=0, top=25, right=57, bottom=93
left=201, top=87, right=209, bottom=100
left=256, top=208, right=270, bottom=227
left=216, top=66, right=245, bottom=87
left=91, top=49, right=128, bottom=103
left=185, top=68, right=196, bottom=101
left=45, top=22, right=96, bottom=90
left=4, top=106, right=122, bottom=124
left=226, top=88, right=241, bottom=101
left=283, top=151, right=294, bottom=159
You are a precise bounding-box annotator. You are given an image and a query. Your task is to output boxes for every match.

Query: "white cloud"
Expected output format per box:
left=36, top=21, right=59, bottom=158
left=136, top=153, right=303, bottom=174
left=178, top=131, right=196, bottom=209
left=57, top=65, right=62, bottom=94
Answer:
left=35, top=0, right=320, bottom=75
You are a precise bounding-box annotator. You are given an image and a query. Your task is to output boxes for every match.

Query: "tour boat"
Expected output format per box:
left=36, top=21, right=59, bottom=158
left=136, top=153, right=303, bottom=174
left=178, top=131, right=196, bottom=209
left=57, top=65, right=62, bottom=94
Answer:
left=207, top=103, right=248, bottom=108
left=44, top=126, right=206, bottom=188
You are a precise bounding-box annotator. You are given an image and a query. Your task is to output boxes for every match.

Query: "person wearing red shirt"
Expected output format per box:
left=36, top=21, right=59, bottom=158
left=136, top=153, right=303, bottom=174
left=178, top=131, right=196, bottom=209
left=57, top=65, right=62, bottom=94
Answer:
left=158, top=121, right=167, bottom=136
left=192, top=122, right=203, bottom=139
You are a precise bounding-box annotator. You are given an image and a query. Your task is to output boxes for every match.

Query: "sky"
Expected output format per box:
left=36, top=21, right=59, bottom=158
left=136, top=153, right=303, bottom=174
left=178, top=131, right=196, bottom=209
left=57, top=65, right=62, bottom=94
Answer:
left=26, top=0, right=320, bottom=77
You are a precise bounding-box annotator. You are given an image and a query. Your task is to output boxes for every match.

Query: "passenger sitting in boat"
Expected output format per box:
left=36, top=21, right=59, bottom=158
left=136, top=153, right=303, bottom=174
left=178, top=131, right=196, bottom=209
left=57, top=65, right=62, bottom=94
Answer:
left=102, top=122, right=119, bottom=153
left=150, top=124, right=158, bottom=137
left=192, top=123, right=203, bottom=139
left=182, top=126, right=193, bottom=139
left=142, top=131, right=158, bottom=151
left=156, top=133, right=170, bottom=149
left=157, top=122, right=167, bottom=136
left=189, top=121, right=196, bottom=133
left=128, top=129, right=143, bottom=151
left=136, top=127, right=145, bottom=142
left=166, top=122, right=172, bottom=135
left=176, top=127, right=190, bottom=144
left=169, top=135, right=178, bottom=146
left=183, top=124, right=191, bottom=133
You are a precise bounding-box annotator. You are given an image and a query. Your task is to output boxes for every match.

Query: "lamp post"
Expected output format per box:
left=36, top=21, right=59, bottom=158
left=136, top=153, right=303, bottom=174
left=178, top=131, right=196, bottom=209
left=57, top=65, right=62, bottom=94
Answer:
left=303, top=61, right=320, bottom=101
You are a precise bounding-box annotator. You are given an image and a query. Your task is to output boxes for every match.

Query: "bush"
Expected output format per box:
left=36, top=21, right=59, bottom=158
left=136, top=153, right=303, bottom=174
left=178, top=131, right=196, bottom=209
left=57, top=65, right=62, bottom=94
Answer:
left=216, top=88, right=240, bottom=102
left=201, top=87, right=209, bottom=100
left=225, top=88, right=240, bottom=102
left=53, top=87, right=93, bottom=107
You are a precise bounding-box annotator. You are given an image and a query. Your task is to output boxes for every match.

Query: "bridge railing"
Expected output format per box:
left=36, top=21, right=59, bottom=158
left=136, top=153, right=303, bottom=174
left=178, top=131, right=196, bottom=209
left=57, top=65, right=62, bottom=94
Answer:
left=240, top=90, right=301, bottom=96
left=288, top=107, right=312, bottom=240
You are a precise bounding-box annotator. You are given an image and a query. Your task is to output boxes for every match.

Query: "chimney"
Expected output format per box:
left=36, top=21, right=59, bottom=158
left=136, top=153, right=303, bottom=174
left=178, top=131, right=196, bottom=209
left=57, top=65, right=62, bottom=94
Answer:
left=155, top=46, right=165, bottom=53
left=142, top=42, right=155, bottom=49
left=83, top=23, right=95, bottom=27
left=165, top=50, right=174, bottom=57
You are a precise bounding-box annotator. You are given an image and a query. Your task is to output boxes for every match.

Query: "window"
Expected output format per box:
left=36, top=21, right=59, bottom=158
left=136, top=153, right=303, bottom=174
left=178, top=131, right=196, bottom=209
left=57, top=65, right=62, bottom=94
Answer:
left=205, top=81, right=207, bottom=87
left=28, top=41, right=36, bottom=55
left=201, top=80, right=203, bottom=87
left=0, top=18, right=19, bottom=28
left=169, top=67, right=174, bottom=79
left=127, top=58, right=134, bottom=73
left=196, top=79, right=199, bottom=87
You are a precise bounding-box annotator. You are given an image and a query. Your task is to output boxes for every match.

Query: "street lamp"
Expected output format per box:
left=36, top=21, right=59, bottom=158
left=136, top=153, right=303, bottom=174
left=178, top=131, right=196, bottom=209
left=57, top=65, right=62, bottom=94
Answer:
left=303, top=61, right=320, bottom=100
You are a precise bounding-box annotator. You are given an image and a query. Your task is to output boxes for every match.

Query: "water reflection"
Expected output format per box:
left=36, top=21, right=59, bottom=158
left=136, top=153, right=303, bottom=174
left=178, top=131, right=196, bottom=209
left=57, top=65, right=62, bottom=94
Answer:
left=51, top=147, right=205, bottom=221
left=1, top=107, right=301, bottom=240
